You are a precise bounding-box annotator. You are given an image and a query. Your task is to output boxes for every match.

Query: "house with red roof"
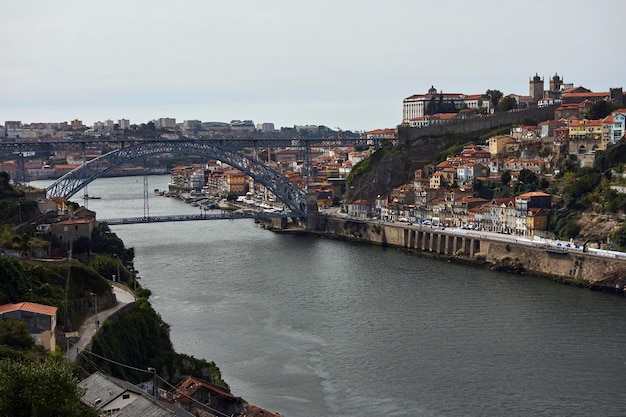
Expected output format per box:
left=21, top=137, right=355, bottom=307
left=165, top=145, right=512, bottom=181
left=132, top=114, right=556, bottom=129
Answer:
left=0, top=302, right=57, bottom=351
left=347, top=199, right=376, bottom=219
left=169, top=376, right=244, bottom=416
left=604, top=109, right=626, bottom=144
left=51, top=217, right=96, bottom=246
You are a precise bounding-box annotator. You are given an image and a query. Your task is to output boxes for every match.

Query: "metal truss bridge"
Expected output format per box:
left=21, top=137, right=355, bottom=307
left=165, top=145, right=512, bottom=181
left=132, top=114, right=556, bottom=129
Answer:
left=102, top=210, right=294, bottom=225
left=44, top=139, right=310, bottom=218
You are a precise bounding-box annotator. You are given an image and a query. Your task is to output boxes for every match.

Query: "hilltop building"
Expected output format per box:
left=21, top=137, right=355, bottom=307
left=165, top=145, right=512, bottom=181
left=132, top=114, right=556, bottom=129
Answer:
left=402, top=86, right=493, bottom=123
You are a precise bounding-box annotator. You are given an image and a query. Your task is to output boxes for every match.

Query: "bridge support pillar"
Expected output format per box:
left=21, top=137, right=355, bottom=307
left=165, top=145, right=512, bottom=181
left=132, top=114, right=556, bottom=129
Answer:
left=307, top=191, right=318, bottom=214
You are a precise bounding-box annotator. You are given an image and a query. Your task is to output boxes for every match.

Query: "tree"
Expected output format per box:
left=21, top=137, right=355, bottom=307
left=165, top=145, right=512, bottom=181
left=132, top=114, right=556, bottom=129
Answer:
left=497, top=96, right=518, bottom=112
left=485, top=89, right=503, bottom=108
left=586, top=100, right=619, bottom=120
left=0, top=319, right=35, bottom=352
left=518, top=169, right=538, bottom=189
left=0, top=358, right=98, bottom=417
left=501, top=170, right=511, bottom=186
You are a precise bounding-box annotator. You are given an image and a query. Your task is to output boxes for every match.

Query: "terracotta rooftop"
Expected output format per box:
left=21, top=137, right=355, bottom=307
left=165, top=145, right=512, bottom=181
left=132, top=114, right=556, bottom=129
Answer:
left=0, top=302, right=57, bottom=317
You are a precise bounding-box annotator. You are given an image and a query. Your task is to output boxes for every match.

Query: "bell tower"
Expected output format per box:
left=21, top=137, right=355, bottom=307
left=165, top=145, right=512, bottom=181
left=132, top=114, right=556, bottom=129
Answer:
left=529, top=73, right=544, bottom=102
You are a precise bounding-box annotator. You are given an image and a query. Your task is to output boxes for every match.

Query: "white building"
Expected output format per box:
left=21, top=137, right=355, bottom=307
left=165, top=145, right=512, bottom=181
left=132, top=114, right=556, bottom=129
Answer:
left=402, top=86, right=491, bottom=123
left=604, top=110, right=626, bottom=144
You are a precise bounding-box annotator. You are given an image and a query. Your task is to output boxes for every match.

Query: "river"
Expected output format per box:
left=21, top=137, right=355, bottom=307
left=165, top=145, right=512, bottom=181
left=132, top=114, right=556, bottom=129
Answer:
left=34, top=175, right=626, bottom=417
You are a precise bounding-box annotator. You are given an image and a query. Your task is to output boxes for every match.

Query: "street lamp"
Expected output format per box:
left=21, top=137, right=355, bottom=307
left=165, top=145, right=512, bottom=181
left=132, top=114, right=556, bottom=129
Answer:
left=90, top=292, right=98, bottom=329
left=131, top=269, right=140, bottom=298
left=113, top=254, right=121, bottom=283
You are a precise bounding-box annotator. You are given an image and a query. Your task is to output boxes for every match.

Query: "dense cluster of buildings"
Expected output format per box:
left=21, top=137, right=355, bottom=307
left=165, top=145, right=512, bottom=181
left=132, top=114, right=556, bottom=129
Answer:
left=349, top=97, right=626, bottom=236
left=1, top=73, right=625, bottom=238
left=0, top=117, right=339, bottom=141
left=346, top=74, right=626, bottom=236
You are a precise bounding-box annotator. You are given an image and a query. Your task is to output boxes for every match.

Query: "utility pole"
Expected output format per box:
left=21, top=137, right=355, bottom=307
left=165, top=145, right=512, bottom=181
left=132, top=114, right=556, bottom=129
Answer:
left=148, top=367, right=157, bottom=398
left=90, top=292, right=98, bottom=329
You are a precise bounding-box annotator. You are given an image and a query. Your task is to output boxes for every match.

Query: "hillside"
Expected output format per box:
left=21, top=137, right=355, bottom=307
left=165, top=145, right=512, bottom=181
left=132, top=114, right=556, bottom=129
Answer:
left=577, top=212, right=624, bottom=242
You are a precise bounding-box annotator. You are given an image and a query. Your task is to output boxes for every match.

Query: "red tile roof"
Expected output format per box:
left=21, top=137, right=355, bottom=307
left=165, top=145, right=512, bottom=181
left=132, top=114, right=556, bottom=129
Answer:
left=0, top=302, right=57, bottom=316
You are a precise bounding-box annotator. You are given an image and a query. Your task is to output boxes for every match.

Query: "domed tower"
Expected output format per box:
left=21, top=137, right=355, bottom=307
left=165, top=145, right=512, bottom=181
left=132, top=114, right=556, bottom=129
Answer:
left=529, top=73, right=544, bottom=102
left=550, top=73, right=563, bottom=93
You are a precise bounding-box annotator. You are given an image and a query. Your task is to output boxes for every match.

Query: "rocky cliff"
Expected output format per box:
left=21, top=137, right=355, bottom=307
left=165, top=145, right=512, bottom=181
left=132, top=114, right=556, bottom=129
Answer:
left=346, top=106, right=556, bottom=202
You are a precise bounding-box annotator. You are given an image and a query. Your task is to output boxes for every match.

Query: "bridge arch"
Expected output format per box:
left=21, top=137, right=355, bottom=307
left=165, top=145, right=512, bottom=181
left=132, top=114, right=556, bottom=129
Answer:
left=46, top=140, right=308, bottom=217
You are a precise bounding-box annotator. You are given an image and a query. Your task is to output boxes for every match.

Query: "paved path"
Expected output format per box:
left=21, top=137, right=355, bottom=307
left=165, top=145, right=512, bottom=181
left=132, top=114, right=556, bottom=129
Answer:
left=67, top=284, right=135, bottom=362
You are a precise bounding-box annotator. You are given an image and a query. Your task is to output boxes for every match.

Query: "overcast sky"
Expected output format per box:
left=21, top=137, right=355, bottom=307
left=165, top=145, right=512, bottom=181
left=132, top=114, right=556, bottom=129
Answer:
left=1, top=0, right=623, bottom=131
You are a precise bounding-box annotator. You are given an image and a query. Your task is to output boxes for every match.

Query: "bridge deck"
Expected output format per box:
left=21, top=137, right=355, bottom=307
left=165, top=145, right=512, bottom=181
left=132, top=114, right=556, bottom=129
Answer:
left=102, top=211, right=296, bottom=225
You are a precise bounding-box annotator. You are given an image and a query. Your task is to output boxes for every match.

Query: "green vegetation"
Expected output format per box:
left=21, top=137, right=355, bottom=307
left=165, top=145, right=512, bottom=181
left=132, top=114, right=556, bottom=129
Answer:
left=347, top=139, right=397, bottom=186
left=0, top=256, right=112, bottom=332
left=0, top=357, right=98, bottom=417
left=586, top=100, right=622, bottom=120
left=485, top=89, right=503, bottom=108
left=497, top=96, right=518, bottom=112
left=0, top=319, right=37, bottom=361
left=80, top=299, right=229, bottom=389
left=0, top=171, right=233, bottom=410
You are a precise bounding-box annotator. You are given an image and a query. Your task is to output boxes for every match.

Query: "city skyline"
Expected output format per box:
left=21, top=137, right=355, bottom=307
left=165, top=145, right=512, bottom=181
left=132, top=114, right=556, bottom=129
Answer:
left=1, top=0, right=623, bottom=131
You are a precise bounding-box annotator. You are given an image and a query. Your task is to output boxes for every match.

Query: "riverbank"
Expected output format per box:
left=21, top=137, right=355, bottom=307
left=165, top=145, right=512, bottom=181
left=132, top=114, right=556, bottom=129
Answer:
left=302, top=213, right=626, bottom=295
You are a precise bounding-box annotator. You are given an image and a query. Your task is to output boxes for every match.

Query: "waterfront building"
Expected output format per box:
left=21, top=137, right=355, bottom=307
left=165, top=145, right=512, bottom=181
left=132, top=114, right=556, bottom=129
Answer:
left=224, top=169, right=246, bottom=195
left=51, top=217, right=96, bottom=247
left=169, top=165, right=206, bottom=192
left=481, top=198, right=516, bottom=234
left=79, top=372, right=195, bottom=416
left=171, top=376, right=244, bottom=416
left=347, top=199, right=375, bottom=218
left=450, top=196, right=488, bottom=226
left=515, top=191, right=552, bottom=220
left=527, top=208, right=549, bottom=236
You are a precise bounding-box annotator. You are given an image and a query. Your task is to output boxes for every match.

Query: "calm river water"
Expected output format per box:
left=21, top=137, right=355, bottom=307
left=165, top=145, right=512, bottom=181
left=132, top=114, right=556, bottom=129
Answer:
left=34, top=176, right=626, bottom=417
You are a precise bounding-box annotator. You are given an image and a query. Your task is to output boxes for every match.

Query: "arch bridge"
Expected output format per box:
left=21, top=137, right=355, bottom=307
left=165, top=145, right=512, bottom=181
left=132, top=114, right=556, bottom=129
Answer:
left=45, top=140, right=308, bottom=218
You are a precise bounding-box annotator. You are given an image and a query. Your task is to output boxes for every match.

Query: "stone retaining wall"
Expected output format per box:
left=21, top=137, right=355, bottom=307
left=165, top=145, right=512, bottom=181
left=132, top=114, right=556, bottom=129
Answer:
left=306, top=214, right=626, bottom=294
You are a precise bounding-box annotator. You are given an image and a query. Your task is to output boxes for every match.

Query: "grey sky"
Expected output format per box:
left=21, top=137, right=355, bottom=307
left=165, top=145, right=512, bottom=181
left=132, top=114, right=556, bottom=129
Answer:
left=1, top=0, right=623, bottom=131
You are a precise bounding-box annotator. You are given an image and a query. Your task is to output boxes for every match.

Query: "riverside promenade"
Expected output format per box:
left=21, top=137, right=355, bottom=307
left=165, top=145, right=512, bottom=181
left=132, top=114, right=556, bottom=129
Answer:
left=305, top=211, right=626, bottom=294
left=67, top=284, right=135, bottom=362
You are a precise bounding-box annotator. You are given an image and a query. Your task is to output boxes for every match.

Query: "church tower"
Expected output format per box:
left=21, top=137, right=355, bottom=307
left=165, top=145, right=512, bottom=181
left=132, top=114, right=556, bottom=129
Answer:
left=529, top=73, right=544, bottom=102
left=550, top=73, right=563, bottom=94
